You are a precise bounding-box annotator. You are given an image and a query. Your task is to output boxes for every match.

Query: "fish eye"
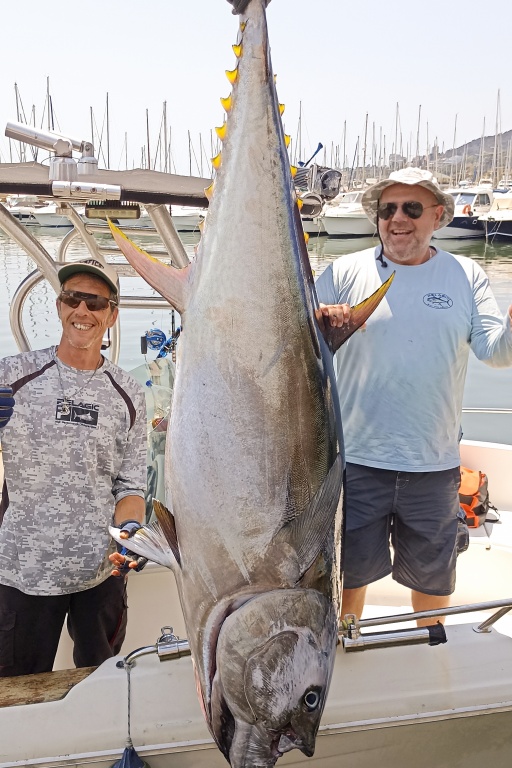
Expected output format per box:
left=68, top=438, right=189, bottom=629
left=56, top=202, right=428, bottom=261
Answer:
left=303, top=689, right=321, bottom=712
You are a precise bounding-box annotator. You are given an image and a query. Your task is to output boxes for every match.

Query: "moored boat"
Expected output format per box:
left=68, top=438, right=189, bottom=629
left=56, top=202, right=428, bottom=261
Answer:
left=433, top=186, right=494, bottom=240
left=321, top=191, right=377, bottom=238
left=480, top=192, right=512, bottom=241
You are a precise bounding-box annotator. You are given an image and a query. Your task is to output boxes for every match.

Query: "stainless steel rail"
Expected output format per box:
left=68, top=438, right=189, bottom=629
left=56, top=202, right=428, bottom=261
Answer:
left=462, top=408, right=512, bottom=415
left=120, top=598, right=512, bottom=668
left=340, top=598, right=512, bottom=652
left=354, top=597, right=512, bottom=629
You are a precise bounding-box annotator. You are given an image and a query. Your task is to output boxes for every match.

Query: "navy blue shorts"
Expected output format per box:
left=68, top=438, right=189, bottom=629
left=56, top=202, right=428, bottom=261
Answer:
left=343, top=463, right=461, bottom=596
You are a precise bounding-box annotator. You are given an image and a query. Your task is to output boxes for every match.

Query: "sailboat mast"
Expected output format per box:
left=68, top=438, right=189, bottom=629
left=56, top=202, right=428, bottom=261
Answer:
left=106, top=93, right=110, bottom=170
left=361, top=113, right=368, bottom=186
left=450, top=114, right=457, bottom=187
left=163, top=101, right=168, bottom=173
left=416, top=105, right=421, bottom=165
left=492, top=90, right=500, bottom=186
left=146, top=109, right=151, bottom=171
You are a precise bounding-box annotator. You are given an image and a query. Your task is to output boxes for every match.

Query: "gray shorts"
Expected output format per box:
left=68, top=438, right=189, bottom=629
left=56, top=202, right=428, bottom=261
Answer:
left=343, top=462, right=461, bottom=596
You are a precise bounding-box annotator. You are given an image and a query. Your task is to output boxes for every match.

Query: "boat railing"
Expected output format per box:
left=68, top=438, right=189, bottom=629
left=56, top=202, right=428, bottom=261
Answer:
left=1, top=197, right=189, bottom=363
left=341, top=597, right=512, bottom=652
left=117, top=598, right=512, bottom=671
left=462, top=408, right=512, bottom=415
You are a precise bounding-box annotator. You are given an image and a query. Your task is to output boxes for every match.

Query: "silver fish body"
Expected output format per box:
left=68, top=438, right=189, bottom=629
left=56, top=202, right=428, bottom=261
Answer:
left=109, top=1, right=391, bottom=764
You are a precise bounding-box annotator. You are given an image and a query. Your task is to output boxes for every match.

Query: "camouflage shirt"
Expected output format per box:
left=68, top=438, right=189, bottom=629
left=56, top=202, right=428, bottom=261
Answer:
left=0, top=347, right=147, bottom=596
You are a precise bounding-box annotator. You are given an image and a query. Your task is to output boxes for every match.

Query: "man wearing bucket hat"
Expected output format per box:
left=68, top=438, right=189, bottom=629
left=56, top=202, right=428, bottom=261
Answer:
left=0, top=259, right=148, bottom=676
left=316, top=167, right=512, bottom=625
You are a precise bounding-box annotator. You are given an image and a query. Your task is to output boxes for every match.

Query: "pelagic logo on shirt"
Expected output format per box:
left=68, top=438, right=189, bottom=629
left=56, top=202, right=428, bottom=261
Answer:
left=55, top=399, right=99, bottom=427
left=423, top=293, right=453, bottom=309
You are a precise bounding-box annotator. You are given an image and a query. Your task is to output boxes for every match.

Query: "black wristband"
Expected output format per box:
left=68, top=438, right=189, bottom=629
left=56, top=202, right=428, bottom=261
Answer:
left=116, top=519, right=142, bottom=529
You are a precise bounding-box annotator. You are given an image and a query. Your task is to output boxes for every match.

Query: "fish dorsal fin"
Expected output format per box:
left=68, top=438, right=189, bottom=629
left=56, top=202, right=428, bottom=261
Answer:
left=108, top=501, right=181, bottom=571
left=277, top=454, right=343, bottom=578
left=322, top=272, right=395, bottom=354
left=153, top=499, right=181, bottom=566
left=108, top=219, right=192, bottom=314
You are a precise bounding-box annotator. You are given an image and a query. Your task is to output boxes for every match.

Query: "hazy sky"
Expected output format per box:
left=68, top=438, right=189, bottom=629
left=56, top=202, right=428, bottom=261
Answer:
left=1, top=0, right=510, bottom=175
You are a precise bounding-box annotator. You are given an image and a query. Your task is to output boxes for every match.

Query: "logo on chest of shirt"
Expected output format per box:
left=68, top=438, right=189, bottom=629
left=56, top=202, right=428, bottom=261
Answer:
left=56, top=399, right=100, bottom=427
left=423, top=293, right=453, bottom=309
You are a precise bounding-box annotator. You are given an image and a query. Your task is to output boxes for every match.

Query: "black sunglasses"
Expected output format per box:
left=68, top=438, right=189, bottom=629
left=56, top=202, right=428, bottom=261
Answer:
left=58, top=290, right=118, bottom=312
left=377, top=201, right=440, bottom=221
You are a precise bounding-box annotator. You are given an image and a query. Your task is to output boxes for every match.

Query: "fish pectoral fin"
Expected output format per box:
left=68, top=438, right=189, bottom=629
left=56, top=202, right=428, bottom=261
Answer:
left=109, top=515, right=180, bottom=571
left=324, top=271, right=395, bottom=354
left=153, top=499, right=181, bottom=565
left=108, top=219, right=192, bottom=314
left=278, top=453, right=343, bottom=577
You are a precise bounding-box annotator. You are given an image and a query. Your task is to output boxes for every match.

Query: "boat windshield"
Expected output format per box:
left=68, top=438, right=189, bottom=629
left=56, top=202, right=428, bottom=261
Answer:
left=455, top=193, right=476, bottom=206
left=491, top=197, right=512, bottom=211
left=343, top=192, right=361, bottom=203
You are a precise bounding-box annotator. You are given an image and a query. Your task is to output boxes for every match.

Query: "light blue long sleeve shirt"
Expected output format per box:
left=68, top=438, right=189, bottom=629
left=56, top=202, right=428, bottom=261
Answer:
left=315, top=247, right=512, bottom=471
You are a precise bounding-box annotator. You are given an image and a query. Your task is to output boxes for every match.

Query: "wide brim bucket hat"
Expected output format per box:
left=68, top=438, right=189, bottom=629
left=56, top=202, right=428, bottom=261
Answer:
left=361, top=167, right=455, bottom=230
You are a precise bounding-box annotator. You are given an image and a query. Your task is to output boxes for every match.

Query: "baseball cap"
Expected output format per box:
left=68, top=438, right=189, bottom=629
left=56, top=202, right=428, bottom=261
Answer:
left=58, top=259, right=120, bottom=296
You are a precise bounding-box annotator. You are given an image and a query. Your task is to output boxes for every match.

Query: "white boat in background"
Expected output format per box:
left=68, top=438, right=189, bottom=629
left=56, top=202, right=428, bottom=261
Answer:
left=170, top=204, right=205, bottom=232
left=32, top=202, right=79, bottom=228
left=480, top=192, right=512, bottom=241
left=497, top=179, right=512, bottom=192
left=3, top=195, right=42, bottom=226
left=433, top=186, right=494, bottom=240
left=321, top=191, right=377, bottom=238
left=113, top=205, right=205, bottom=232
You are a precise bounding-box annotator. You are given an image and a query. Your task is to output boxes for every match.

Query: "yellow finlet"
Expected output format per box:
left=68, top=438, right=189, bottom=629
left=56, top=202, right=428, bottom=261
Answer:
left=284, top=134, right=291, bottom=148
left=215, top=123, right=228, bottom=142
left=240, top=21, right=246, bottom=32
left=304, top=232, right=310, bottom=245
left=297, top=198, right=304, bottom=211
left=220, top=95, right=233, bottom=113
left=290, top=165, right=298, bottom=178
left=198, top=219, right=205, bottom=232
left=279, top=103, right=285, bottom=116
left=211, top=152, right=222, bottom=170
left=273, top=74, right=277, bottom=83
left=226, top=68, right=239, bottom=85
left=232, top=44, right=243, bottom=58
left=204, top=183, right=215, bottom=201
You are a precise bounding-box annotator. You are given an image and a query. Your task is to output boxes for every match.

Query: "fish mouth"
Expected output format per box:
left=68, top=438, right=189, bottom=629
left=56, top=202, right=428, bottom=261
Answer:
left=222, top=722, right=315, bottom=767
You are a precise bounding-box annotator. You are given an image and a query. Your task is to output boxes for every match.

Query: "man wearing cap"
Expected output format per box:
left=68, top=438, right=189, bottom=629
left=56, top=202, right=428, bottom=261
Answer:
left=316, top=168, right=512, bottom=625
left=0, top=260, right=147, bottom=676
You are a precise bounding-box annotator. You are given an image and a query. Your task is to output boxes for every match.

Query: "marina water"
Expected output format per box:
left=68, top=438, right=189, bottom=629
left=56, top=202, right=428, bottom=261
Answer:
left=1, top=228, right=511, bottom=443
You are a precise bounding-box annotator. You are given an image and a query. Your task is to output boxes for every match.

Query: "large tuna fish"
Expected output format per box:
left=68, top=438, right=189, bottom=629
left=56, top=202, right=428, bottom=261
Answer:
left=110, top=1, right=392, bottom=765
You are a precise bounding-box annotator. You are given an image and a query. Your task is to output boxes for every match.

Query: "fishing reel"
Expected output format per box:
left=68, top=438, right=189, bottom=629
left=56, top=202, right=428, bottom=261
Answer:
left=141, top=327, right=182, bottom=361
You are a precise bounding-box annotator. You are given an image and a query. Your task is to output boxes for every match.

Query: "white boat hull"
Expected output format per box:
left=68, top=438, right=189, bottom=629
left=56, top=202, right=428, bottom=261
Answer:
left=32, top=212, right=73, bottom=228
left=2, top=622, right=512, bottom=768
left=433, top=223, right=485, bottom=240
left=322, top=214, right=376, bottom=237
left=301, top=216, right=325, bottom=234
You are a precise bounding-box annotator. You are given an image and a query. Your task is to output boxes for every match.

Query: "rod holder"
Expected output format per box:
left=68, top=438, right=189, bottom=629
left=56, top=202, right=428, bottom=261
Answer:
left=343, top=623, right=447, bottom=653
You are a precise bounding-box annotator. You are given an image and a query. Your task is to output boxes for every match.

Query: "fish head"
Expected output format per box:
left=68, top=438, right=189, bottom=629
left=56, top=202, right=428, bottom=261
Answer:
left=210, top=589, right=337, bottom=766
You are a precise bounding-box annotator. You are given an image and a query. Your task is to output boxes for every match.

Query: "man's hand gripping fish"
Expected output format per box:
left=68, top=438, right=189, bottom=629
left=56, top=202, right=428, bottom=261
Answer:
left=109, top=1, right=393, bottom=765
